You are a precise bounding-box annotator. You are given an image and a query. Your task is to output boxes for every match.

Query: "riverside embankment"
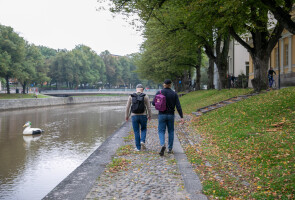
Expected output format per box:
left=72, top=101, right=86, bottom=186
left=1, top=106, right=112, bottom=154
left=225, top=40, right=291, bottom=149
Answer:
left=0, top=96, right=129, bottom=111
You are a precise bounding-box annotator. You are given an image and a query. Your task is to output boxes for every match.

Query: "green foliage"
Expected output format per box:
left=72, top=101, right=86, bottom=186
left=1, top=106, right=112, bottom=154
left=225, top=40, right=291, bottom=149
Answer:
left=37, top=45, right=57, bottom=59
left=0, top=24, right=26, bottom=93
left=135, top=1, right=202, bottom=84
left=100, top=50, right=123, bottom=87
left=103, top=0, right=293, bottom=91
left=0, top=23, right=148, bottom=91
left=16, top=43, right=46, bottom=93
left=104, top=0, right=232, bottom=89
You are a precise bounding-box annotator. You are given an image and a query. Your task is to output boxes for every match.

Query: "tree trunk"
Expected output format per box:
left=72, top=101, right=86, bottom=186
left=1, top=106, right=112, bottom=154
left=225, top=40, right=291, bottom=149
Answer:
left=195, top=48, right=202, bottom=90
left=195, top=65, right=201, bottom=90
left=203, top=33, right=230, bottom=89
left=182, top=71, right=190, bottom=91
left=215, top=34, right=230, bottom=89
left=207, top=58, right=214, bottom=89
left=173, top=79, right=180, bottom=92
left=22, top=81, right=27, bottom=94
left=251, top=56, right=269, bottom=91
left=216, top=60, right=228, bottom=89
left=5, top=75, right=10, bottom=94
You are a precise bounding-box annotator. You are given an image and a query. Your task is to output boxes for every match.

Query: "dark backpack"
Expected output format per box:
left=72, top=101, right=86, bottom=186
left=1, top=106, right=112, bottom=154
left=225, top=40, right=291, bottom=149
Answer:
left=154, top=90, right=166, bottom=111
left=131, top=93, right=146, bottom=113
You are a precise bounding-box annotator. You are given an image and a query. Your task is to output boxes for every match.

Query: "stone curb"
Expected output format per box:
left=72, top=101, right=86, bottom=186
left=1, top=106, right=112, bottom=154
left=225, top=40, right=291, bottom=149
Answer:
left=174, top=133, right=207, bottom=200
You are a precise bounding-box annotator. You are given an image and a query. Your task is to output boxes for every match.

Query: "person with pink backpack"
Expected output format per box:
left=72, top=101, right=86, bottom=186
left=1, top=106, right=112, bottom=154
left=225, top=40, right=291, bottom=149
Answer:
left=152, top=79, right=184, bottom=156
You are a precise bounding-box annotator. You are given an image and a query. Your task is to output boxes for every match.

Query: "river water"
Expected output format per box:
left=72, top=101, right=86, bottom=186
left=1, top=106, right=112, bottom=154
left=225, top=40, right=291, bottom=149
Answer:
left=0, top=102, right=126, bottom=200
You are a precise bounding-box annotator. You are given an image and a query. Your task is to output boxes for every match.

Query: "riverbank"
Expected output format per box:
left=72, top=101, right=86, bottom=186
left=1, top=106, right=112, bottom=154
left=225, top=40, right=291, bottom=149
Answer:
left=0, top=96, right=128, bottom=111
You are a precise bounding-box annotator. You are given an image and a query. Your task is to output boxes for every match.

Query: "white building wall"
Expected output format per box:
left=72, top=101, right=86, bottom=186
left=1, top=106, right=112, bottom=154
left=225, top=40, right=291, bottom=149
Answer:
left=234, top=41, right=249, bottom=76
left=228, top=39, right=249, bottom=77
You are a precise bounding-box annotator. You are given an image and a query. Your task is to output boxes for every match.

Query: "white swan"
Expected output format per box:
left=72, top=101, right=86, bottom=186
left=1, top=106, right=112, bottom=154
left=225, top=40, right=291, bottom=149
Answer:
left=23, top=121, right=44, bottom=135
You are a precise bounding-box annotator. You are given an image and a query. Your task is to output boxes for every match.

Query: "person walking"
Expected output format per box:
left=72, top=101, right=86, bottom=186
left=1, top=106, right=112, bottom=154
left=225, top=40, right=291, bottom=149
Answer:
left=152, top=79, right=184, bottom=156
left=126, top=84, right=152, bottom=151
left=268, top=67, right=277, bottom=88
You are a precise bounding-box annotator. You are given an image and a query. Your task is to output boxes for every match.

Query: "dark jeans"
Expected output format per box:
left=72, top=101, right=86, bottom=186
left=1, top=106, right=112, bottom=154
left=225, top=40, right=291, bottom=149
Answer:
left=268, top=75, right=274, bottom=87
left=158, top=114, right=175, bottom=150
left=131, top=115, right=148, bottom=150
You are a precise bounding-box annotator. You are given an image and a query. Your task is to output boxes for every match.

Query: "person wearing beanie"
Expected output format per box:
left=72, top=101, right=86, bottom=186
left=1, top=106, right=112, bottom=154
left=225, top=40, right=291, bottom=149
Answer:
left=152, top=79, right=184, bottom=156
left=125, top=84, right=152, bottom=151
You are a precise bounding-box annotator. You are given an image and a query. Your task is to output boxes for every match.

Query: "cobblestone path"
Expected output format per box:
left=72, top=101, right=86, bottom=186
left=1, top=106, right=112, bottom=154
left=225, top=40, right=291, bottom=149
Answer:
left=85, top=118, right=195, bottom=200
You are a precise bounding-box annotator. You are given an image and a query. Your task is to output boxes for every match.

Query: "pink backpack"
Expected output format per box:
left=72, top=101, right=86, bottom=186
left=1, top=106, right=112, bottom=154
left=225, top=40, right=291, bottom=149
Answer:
left=154, top=90, right=166, bottom=111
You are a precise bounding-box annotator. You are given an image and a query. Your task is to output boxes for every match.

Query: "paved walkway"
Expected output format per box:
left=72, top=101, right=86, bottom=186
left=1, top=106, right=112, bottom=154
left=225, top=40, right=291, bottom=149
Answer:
left=192, top=92, right=260, bottom=117
left=85, top=117, right=207, bottom=200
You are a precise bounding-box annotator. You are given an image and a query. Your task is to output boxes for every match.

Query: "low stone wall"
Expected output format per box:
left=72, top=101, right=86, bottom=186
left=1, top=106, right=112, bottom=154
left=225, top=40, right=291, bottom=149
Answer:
left=0, top=96, right=129, bottom=111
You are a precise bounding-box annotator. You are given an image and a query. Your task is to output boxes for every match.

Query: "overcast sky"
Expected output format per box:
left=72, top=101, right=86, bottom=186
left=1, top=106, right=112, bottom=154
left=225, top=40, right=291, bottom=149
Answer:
left=0, top=0, right=143, bottom=56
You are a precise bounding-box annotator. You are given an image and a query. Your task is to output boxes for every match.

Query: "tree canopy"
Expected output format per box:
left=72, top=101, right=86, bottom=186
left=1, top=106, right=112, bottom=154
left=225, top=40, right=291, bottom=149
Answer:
left=102, top=0, right=294, bottom=91
left=0, top=24, right=150, bottom=93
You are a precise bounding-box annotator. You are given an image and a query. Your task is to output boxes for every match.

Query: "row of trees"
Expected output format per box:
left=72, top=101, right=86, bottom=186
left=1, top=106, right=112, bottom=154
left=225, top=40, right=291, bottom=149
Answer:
left=103, top=0, right=294, bottom=91
left=0, top=24, right=146, bottom=94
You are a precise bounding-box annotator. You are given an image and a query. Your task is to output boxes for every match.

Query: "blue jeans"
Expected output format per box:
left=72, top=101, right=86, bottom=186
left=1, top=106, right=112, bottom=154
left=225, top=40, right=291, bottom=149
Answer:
left=158, top=114, right=175, bottom=150
left=268, top=75, right=274, bottom=87
left=132, top=115, right=148, bottom=150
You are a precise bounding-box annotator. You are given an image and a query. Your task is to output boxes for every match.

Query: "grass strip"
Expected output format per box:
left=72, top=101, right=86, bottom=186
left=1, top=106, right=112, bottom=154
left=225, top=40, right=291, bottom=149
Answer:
left=185, top=87, right=295, bottom=199
left=106, top=158, right=131, bottom=173
left=70, top=94, right=127, bottom=97
left=0, top=93, right=50, bottom=99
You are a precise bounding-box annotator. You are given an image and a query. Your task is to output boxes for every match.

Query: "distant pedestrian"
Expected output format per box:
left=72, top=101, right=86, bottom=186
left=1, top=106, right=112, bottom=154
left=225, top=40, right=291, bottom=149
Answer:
left=227, top=74, right=232, bottom=89
left=125, top=84, right=152, bottom=151
left=231, top=74, right=236, bottom=88
left=268, top=67, right=276, bottom=88
left=152, top=79, right=184, bottom=156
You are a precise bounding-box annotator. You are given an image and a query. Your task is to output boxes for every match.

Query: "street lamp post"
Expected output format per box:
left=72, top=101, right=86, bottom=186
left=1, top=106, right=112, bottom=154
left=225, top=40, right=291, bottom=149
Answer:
left=278, top=38, right=281, bottom=89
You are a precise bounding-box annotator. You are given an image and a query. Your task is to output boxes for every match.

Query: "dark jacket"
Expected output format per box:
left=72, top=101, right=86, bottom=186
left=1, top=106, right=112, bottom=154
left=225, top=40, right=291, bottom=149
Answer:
left=268, top=69, right=276, bottom=77
left=152, top=88, right=183, bottom=118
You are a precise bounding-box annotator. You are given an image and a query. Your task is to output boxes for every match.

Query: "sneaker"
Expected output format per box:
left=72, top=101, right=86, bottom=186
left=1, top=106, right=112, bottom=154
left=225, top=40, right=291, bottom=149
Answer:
left=159, top=146, right=166, bottom=156
left=134, top=148, right=140, bottom=152
left=141, top=142, right=146, bottom=150
left=168, top=149, right=173, bottom=154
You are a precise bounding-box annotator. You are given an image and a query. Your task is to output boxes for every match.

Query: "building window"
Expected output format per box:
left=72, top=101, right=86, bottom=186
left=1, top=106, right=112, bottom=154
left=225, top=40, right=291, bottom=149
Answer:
left=284, top=44, right=289, bottom=66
